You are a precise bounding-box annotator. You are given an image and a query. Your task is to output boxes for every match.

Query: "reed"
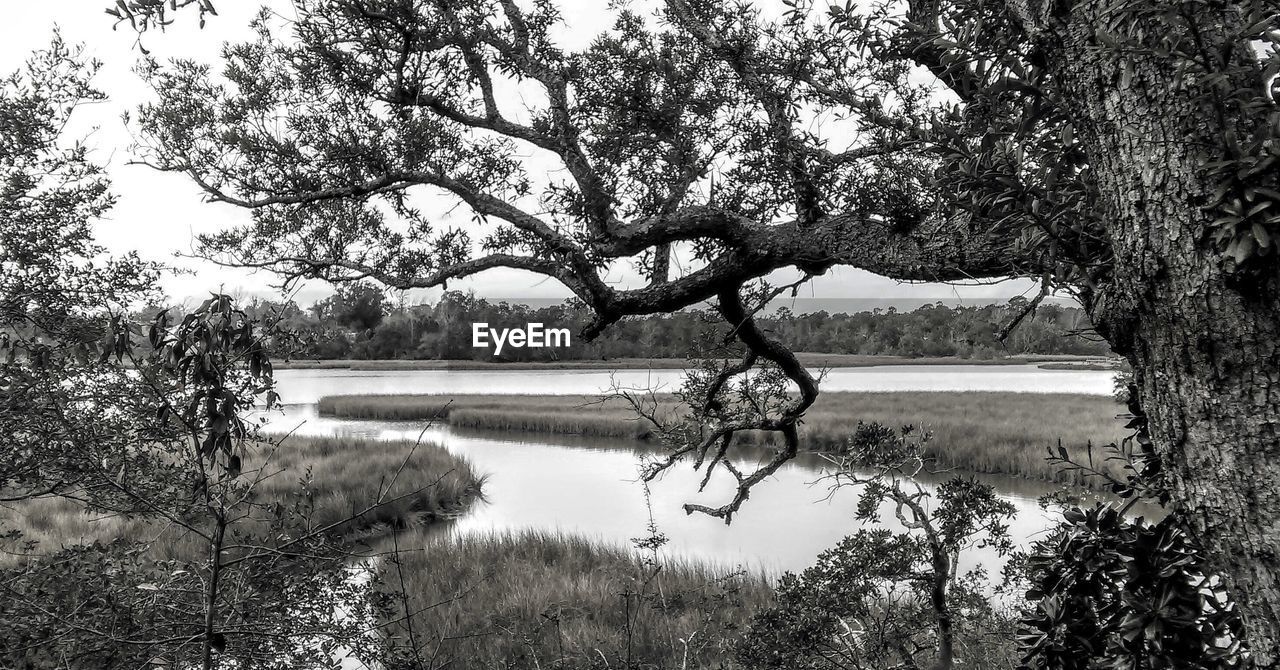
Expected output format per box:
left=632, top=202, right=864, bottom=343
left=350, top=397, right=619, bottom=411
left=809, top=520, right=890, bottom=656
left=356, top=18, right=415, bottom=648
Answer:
left=376, top=529, right=770, bottom=669
left=319, top=391, right=1130, bottom=485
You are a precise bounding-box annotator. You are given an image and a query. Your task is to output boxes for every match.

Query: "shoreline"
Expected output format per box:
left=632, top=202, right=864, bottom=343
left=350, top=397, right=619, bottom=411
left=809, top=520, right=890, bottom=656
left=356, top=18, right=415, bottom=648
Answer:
left=275, top=353, right=1121, bottom=371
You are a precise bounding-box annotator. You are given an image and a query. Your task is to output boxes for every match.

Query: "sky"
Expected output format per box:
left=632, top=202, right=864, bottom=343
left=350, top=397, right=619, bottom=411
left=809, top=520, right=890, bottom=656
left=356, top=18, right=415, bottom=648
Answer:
left=2, top=0, right=1042, bottom=310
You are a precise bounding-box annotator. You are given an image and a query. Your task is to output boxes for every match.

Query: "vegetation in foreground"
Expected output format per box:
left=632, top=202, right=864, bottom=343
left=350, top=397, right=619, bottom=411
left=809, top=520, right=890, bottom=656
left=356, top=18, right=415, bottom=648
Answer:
left=319, top=391, right=1129, bottom=485
left=739, top=423, right=1022, bottom=669
left=375, top=530, right=770, bottom=669
left=1, top=432, right=481, bottom=669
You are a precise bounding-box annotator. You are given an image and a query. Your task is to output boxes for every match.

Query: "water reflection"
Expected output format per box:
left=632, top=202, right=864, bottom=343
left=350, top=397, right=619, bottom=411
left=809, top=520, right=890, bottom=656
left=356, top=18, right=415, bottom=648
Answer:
left=261, top=404, right=1124, bottom=578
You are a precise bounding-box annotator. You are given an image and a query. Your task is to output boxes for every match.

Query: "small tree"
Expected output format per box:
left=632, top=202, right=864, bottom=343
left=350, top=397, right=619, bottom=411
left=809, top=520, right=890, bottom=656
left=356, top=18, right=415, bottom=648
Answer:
left=0, top=35, right=160, bottom=503
left=738, top=423, right=1019, bottom=670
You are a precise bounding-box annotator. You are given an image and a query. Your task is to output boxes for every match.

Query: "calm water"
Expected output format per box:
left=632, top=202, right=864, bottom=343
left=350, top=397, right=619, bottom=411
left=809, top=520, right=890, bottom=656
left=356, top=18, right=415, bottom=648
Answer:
left=261, top=365, right=1123, bottom=577
left=271, top=363, right=1116, bottom=404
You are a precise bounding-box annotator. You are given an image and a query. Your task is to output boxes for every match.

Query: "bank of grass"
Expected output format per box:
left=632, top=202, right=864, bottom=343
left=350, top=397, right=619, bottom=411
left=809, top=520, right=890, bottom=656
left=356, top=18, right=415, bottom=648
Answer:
left=278, top=352, right=1114, bottom=371
left=0, top=436, right=481, bottom=566
left=378, top=530, right=769, bottom=669
left=320, top=391, right=1129, bottom=485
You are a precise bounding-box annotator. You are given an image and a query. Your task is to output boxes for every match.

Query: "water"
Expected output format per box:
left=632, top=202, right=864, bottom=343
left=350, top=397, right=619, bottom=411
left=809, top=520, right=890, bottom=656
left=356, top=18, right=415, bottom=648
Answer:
left=260, top=362, right=1123, bottom=577
left=271, top=363, right=1117, bottom=404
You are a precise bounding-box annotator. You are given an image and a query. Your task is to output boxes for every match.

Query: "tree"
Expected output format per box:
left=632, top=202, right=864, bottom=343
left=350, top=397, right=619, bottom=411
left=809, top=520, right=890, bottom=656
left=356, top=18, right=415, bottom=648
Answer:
left=0, top=38, right=448, bottom=669
left=1, top=34, right=160, bottom=503
left=738, top=423, right=1020, bottom=670
left=314, top=281, right=386, bottom=331
left=131, top=0, right=1280, bottom=659
left=2, top=295, right=409, bottom=669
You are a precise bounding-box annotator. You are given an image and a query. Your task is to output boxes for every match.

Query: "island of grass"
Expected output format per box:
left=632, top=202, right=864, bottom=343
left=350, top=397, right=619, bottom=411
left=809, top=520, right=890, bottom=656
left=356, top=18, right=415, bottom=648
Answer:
left=318, top=391, right=1129, bottom=485
left=0, top=435, right=484, bottom=566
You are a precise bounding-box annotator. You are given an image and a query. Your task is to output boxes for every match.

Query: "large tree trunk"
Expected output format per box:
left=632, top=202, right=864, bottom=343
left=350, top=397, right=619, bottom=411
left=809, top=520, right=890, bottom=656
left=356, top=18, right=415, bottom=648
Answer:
left=1049, top=3, right=1280, bottom=662
left=1126, top=263, right=1280, bottom=664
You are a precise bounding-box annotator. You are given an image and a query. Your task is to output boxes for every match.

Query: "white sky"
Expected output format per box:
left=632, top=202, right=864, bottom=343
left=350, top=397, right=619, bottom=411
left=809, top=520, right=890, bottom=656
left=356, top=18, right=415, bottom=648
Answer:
left=1, top=0, right=1037, bottom=309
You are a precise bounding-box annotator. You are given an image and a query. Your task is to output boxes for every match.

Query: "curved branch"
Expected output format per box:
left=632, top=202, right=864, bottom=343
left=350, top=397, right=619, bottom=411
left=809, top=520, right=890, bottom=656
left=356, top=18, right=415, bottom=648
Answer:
left=674, top=286, right=822, bottom=522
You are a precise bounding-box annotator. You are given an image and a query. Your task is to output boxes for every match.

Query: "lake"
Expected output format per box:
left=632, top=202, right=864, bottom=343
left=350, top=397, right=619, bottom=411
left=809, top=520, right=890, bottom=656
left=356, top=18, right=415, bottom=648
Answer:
left=263, top=364, right=1123, bottom=577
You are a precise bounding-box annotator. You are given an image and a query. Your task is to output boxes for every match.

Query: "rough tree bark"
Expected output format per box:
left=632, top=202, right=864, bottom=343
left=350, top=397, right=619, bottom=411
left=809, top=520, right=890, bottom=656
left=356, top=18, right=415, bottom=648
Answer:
left=1041, top=1, right=1280, bottom=661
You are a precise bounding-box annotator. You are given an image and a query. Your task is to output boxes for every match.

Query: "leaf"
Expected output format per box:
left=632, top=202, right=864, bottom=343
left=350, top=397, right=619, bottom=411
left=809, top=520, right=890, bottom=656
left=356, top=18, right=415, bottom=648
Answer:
left=1231, top=235, right=1256, bottom=264
left=1253, top=222, right=1272, bottom=247
left=1246, top=200, right=1274, bottom=218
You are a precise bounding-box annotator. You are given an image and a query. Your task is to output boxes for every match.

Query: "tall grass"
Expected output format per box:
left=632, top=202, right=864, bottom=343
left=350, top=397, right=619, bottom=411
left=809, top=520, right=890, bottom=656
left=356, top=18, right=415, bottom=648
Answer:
left=0, top=436, right=482, bottom=566
left=249, top=435, right=482, bottom=539
left=376, top=530, right=770, bottom=669
left=320, top=391, right=1130, bottom=485
left=748, top=392, right=1130, bottom=485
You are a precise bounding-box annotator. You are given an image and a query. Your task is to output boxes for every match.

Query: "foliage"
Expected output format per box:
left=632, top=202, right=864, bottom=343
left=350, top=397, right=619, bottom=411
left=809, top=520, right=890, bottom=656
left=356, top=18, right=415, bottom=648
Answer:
left=1018, top=391, right=1245, bottom=668
left=5, top=294, right=367, bottom=669
left=0, top=59, right=473, bottom=662
left=1019, top=506, right=1244, bottom=669
left=104, top=0, right=219, bottom=49
left=0, top=35, right=163, bottom=503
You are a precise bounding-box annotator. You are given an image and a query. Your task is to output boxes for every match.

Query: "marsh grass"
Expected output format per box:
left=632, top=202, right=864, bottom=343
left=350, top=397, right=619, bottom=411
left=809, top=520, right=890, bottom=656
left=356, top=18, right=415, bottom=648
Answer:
left=249, top=435, right=482, bottom=540
left=320, top=391, right=1129, bottom=485
left=378, top=530, right=770, bottom=669
left=0, top=436, right=481, bottom=566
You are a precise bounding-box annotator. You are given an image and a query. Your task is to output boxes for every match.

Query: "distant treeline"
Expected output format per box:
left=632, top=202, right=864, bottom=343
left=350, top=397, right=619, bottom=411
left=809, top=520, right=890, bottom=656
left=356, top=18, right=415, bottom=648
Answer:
left=142, top=285, right=1111, bottom=361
